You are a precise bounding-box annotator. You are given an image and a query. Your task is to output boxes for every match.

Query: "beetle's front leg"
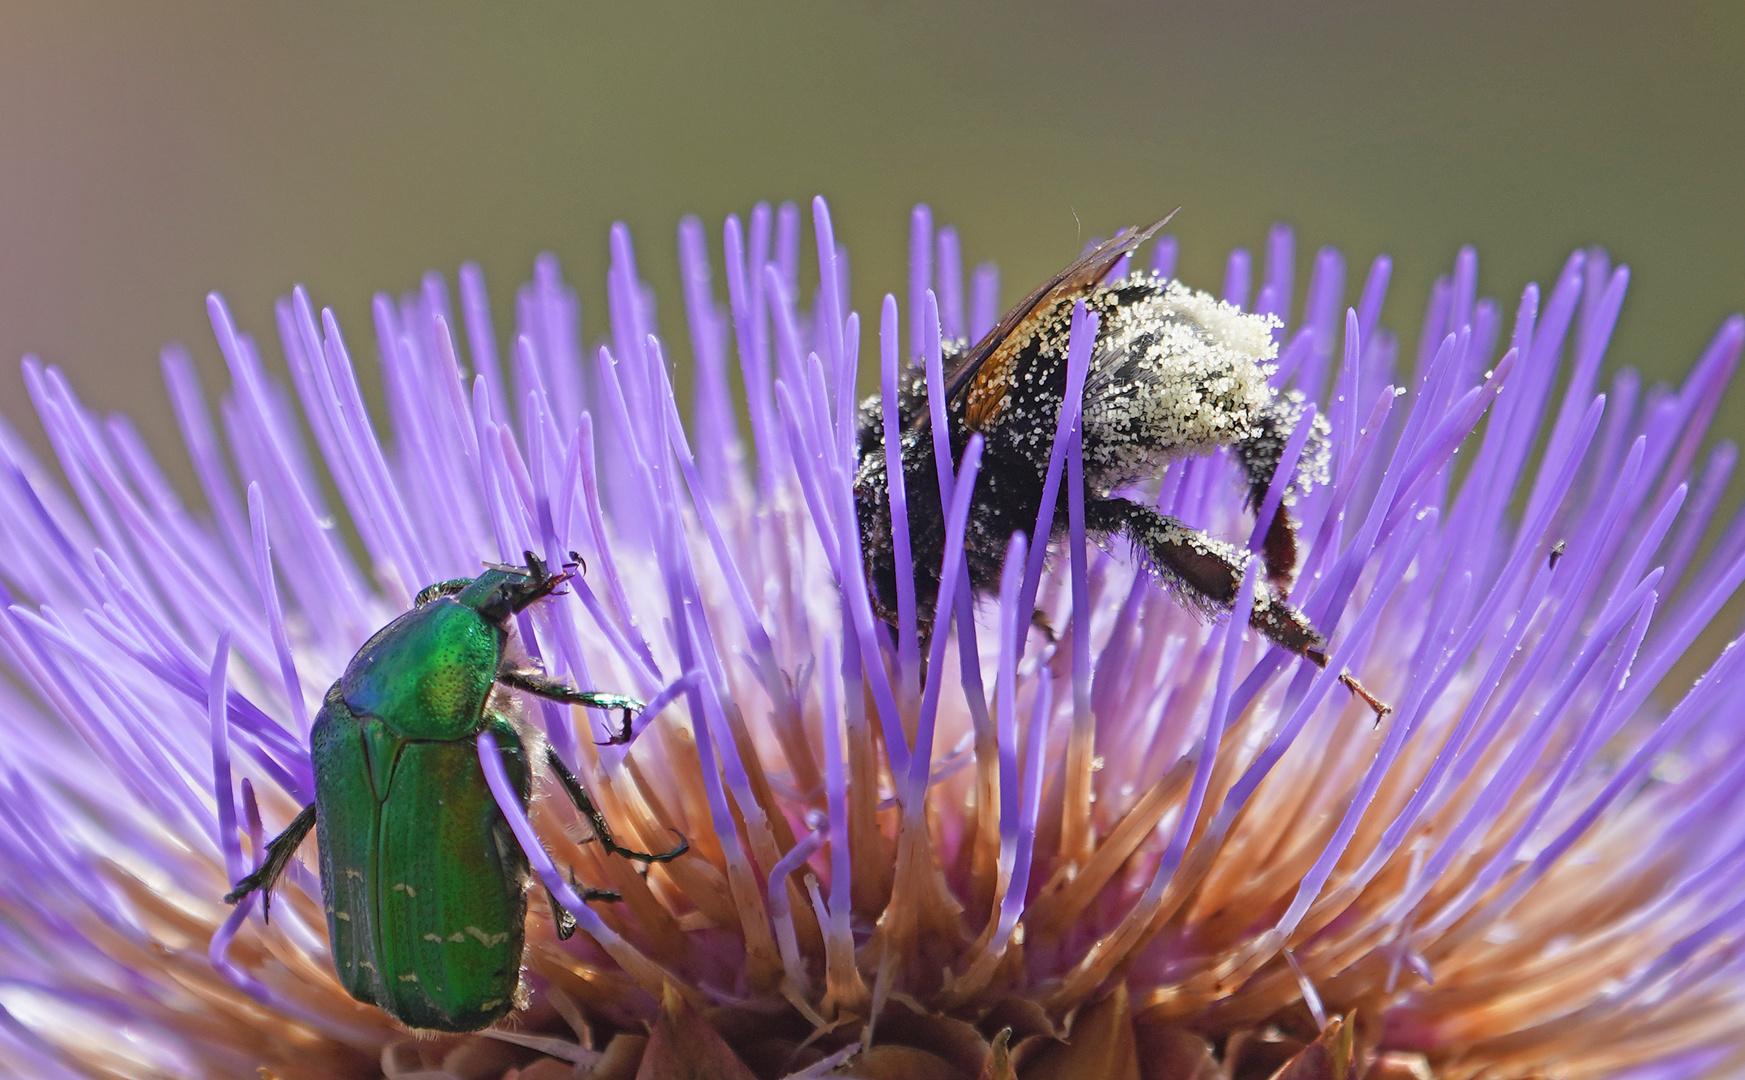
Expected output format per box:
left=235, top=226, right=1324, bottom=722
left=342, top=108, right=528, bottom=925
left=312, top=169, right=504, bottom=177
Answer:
left=498, top=666, right=642, bottom=745
left=544, top=748, right=689, bottom=864
left=412, top=578, right=475, bottom=606
left=223, top=802, right=317, bottom=921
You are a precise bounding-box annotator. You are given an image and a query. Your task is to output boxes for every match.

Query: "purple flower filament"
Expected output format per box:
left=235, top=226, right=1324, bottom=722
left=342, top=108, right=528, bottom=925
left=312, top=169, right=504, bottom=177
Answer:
left=0, top=198, right=1737, bottom=1078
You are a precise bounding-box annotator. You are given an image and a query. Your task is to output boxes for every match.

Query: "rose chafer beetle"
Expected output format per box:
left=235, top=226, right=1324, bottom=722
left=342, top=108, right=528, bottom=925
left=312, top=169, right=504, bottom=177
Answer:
left=226, top=552, right=686, bottom=1032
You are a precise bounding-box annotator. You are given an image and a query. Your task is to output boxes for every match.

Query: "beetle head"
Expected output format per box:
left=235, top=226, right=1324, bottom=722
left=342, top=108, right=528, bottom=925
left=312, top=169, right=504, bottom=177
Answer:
left=464, top=550, right=573, bottom=626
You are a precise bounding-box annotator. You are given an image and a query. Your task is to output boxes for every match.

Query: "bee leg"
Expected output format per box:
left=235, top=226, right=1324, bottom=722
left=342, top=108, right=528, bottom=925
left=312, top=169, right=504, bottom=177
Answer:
left=224, top=802, right=317, bottom=921
left=1086, top=497, right=1389, bottom=718
left=1030, top=609, right=1059, bottom=642
left=1087, top=497, right=1323, bottom=654
left=1232, top=447, right=1303, bottom=594
left=1255, top=504, right=1300, bottom=598
left=1232, top=396, right=1328, bottom=593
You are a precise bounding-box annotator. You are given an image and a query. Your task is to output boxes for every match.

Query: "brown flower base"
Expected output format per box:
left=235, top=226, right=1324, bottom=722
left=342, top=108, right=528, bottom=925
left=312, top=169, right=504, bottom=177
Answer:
left=369, top=985, right=1447, bottom=1080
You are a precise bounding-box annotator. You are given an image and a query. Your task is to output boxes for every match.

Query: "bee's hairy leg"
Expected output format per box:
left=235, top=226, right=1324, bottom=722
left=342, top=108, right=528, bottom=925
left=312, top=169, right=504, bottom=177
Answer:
left=1086, top=497, right=1389, bottom=718
left=1255, top=503, right=1301, bottom=597
left=1087, top=497, right=1321, bottom=653
left=1232, top=397, right=1328, bottom=593
left=1030, top=609, right=1058, bottom=643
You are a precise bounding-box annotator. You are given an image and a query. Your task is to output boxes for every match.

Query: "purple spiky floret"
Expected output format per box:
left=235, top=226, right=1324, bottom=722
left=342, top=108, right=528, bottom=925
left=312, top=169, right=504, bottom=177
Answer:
left=0, top=196, right=1742, bottom=1078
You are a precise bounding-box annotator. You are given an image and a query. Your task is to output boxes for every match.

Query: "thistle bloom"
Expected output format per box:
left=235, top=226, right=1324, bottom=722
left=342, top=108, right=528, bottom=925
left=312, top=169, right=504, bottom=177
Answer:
left=1, top=197, right=1743, bottom=1080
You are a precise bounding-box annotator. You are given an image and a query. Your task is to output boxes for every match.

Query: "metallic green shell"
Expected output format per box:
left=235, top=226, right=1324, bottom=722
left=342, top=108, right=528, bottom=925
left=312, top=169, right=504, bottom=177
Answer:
left=311, top=683, right=532, bottom=1032
left=339, top=598, right=503, bottom=741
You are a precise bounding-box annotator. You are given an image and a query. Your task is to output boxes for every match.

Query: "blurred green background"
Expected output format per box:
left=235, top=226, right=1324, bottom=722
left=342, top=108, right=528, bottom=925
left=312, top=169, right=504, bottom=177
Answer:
left=2, top=1, right=1742, bottom=484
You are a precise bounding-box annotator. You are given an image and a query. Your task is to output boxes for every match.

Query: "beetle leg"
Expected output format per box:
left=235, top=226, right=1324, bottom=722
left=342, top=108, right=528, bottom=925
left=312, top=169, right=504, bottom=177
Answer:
left=499, top=667, right=642, bottom=745
left=545, top=748, right=690, bottom=864
left=412, top=578, right=475, bottom=606
left=223, top=802, right=317, bottom=922
left=483, top=550, right=550, bottom=579
left=545, top=881, right=580, bottom=940
left=594, top=706, right=634, bottom=746
left=1086, top=496, right=1390, bottom=719
left=542, top=865, right=626, bottom=941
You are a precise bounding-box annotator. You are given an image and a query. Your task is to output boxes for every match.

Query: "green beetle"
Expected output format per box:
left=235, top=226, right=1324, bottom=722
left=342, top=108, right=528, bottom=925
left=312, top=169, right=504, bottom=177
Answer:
left=225, top=552, right=685, bottom=1032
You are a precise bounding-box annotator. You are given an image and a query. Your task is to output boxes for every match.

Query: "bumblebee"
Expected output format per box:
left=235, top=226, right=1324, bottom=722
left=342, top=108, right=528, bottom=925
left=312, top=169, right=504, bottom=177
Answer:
left=853, top=219, right=1386, bottom=715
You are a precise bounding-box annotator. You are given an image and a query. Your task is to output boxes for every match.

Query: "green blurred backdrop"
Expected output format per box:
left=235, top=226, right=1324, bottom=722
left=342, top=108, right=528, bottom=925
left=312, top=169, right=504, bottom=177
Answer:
left=2, top=1, right=1741, bottom=486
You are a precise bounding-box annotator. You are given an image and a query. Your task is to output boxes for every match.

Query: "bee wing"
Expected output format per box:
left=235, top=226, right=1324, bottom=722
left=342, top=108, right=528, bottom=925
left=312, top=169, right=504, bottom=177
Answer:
left=934, top=213, right=1175, bottom=431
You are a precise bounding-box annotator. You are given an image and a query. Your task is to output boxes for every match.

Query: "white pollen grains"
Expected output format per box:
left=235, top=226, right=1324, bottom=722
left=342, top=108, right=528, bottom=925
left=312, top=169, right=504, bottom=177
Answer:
left=1075, top=275, right=1280, bottom=486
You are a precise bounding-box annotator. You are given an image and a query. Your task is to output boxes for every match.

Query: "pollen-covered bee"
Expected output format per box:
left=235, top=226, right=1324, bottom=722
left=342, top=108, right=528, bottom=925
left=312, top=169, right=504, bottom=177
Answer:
left=854, top=219, right=1387, bottom=715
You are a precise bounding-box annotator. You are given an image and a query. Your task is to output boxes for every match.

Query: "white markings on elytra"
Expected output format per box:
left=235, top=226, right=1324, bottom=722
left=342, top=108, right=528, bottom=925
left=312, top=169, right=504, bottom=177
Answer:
left=464, top=925, right=510, bottom=947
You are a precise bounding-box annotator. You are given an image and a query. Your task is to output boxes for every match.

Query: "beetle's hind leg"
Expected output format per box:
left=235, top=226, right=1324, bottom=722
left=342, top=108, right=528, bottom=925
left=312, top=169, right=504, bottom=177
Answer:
left=223, top=802, right=317, bottom=921
left=498, top=667, right=642, bottom=745
left=1086, top=497, right=1389, bottom=718
left=544, top=748, right=689, bottom=864
left=543, top=875, right=622, bottom=941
